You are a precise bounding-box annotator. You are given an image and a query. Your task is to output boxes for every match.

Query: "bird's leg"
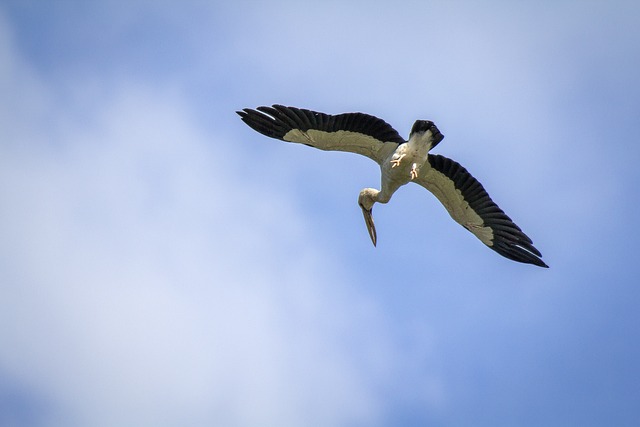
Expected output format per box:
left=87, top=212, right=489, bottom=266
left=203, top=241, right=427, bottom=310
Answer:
left=390, top=153, right=406, bottom=168
left=411, top=163, right=418, bottom=180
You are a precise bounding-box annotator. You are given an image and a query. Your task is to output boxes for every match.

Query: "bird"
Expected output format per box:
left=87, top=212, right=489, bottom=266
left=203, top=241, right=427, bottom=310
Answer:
left=237, top=105, right=548, bottom=268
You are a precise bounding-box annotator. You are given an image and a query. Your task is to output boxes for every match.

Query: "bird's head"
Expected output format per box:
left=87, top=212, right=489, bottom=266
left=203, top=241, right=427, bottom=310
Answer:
left=357, top=188, right=378, bottom=211
left=410, top=120, right=444, bottom=149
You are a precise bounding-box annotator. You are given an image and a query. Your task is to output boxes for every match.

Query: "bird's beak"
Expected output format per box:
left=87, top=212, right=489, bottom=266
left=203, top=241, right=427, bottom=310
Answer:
left=360, top=206, right=377, bottom=247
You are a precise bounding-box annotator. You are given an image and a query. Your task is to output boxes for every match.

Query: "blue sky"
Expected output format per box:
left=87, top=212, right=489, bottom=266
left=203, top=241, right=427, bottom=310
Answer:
left=1, top=1, right=639, bottom=426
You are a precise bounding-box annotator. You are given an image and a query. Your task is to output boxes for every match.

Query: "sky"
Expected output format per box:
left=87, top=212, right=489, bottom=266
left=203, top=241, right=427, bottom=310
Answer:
left=1, top=1, right=639, bottom=426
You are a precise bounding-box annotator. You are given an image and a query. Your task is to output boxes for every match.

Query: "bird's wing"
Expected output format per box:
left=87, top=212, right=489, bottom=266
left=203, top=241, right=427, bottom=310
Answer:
left=237, top=105, right=404, bottom=164
left=415, top=154, right=548, bottom=267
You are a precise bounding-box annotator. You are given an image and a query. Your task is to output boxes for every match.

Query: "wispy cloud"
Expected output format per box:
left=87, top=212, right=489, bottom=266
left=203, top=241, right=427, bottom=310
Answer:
left=0, top=22, right=417, bottom=426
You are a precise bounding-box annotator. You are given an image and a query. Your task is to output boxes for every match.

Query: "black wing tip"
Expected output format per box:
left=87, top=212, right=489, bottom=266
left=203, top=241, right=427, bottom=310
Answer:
left=532, top=250, right=549, bottom=268
left=526, top=257, right=549, bottom=268
left=237, top=105, right=291, bottom=140
left=491, top=223, right=548, bottom=268
left=492, top=240, right=548, bottom=268
left=236, top=109, right=250, bottom=118
left=521, top=251, right=549, bottom=268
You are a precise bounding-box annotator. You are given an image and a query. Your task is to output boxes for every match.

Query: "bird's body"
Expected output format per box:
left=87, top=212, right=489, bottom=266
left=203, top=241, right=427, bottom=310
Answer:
left=381, top=122, right=439, bottom=200
left=237, top=105, right=548, bottom=268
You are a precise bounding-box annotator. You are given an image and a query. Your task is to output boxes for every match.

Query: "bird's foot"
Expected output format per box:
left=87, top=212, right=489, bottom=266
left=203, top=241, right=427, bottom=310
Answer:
left=410, top=163, right=418, bottom=180
left=391, top=153, right=406, bottom=168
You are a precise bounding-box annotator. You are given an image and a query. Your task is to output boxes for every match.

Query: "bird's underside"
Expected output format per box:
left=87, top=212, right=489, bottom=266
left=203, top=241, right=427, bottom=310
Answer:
left=237, top=104, right=548, bottom=268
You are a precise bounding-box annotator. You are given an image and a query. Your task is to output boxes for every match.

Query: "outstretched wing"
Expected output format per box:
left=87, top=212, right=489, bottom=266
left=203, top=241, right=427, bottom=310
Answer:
left=237, top=105, right=404, bottom=165
left=415, top=154, right=548, bottom=267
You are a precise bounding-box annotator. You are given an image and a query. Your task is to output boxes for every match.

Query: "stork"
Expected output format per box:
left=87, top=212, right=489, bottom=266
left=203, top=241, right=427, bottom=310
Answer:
left=237, top=105, right=548, bottom=268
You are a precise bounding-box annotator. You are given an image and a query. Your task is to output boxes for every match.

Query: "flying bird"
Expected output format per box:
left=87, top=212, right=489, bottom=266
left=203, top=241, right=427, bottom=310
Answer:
left=237, top=105, right=548, bottom=268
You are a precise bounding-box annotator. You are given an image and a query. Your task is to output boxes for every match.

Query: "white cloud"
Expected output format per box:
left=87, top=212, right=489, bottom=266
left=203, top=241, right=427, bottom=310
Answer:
left=0, top=21, right=412, bottom=426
